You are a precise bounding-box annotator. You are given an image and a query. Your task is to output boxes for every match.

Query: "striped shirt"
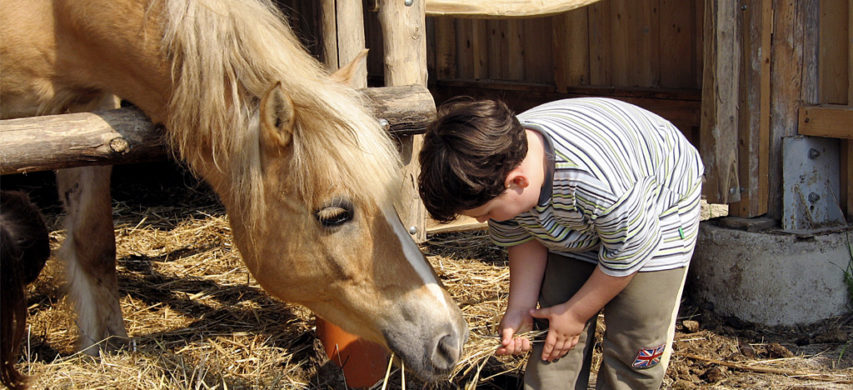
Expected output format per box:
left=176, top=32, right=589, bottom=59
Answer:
left=489, top=98, right=705, bottom=276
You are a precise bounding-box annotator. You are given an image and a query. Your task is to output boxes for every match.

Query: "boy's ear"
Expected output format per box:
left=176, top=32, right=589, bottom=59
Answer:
left=505, top=170, right=529, bottom=190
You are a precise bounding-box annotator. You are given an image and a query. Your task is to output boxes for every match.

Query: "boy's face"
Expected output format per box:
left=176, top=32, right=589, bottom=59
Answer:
left=460, top=174, right=540, bottom=223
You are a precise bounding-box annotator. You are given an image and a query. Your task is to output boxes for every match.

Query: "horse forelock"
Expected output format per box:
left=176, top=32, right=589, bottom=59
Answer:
left=159, top=0, right=401, bottom=225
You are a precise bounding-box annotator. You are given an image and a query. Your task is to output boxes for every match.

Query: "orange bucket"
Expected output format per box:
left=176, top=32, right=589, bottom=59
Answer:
left=315, top=318, right=390, bottom=388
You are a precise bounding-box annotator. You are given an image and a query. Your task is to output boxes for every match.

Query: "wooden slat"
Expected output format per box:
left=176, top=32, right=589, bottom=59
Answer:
left=472, top=19, right=489, bottom=79
left=700, top=0, right=742, bottom=204
left=506, top=19, right=524, bottom=80
left=636, top=0, right=659, bottom=87
left=798, top=105, right=853, bottom=139
left=523, top=17, right=553, bottom=84
left=610, top=0, right=631, bottom=86
left=588, top=1, right=611, bottom=86
left=487, top=19, right=508, bottom=79
left=552, top=7, right=590, bottom=91
left=610, top=0, right=658, bottom=87
left=767, top=0, right=818, bottom=220
left=434, top=17, right=457, bottom=79
left=758, top=0, right=772, bottom=216
left=695, top=0, right=705, bottom=88
left=660, top=0, right=697, bottom=88
left=455, top=19, right=474, bottom=79
left=730, top=0, right=771, bottom=218
left=425, top=0, right=602, bottom=18
left=819, top=0, right=849, bottom=104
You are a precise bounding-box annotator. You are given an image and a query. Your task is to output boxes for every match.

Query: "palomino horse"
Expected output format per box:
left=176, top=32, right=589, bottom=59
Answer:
left=0, top=0, right=467, bottom=381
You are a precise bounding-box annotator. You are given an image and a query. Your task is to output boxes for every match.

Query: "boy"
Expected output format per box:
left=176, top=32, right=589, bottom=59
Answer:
left=418, top=97, right=704, bottom=389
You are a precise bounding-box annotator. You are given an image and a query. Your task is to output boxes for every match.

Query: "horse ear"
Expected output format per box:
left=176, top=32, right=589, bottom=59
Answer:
left=329, top=49, right=368, bottom=87
left=260, top=81, right=295, bottom=148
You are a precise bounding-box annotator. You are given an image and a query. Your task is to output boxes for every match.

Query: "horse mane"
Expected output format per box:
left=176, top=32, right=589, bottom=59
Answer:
left=159, top=0, right=401, bottom=224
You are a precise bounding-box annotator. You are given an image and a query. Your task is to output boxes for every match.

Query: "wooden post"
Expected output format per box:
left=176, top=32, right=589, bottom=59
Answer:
left=766, top=0, right=818, bottom=220
left=700, top=0, right=741, bottom=204
left=321, top=0, right=367, bottom=88
left=378, top=0, right=428, bottom=243
left=729, top=0, right=771, bottom=218
left=846, top=0, right=853, bottom=219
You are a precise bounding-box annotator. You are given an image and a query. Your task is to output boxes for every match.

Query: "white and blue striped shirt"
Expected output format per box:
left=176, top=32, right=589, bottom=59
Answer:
left=489, top=98, right=704, bottom=276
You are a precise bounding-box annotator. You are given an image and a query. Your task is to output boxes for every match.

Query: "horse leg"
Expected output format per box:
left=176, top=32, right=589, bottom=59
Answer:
left=56, top=166, right=127, bottom=355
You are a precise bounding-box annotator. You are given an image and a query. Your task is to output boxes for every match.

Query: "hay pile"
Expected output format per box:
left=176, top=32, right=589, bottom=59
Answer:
left=10, top=165, right=851, bottom=389
left=17, top=177, right=527, bottom=389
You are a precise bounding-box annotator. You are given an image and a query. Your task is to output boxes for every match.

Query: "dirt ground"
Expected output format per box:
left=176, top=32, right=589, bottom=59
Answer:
left=2, top=161, right=852, bottom=389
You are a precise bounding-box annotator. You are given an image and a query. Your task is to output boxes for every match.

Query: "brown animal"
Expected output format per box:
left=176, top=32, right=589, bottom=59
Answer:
left=0, top=0, right=466, bottom=380
left=1, top=191, right=50, bottom=390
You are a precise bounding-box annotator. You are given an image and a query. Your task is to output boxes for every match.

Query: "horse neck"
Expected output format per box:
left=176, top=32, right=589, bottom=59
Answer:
left=53, top=0, right=172, bottom=123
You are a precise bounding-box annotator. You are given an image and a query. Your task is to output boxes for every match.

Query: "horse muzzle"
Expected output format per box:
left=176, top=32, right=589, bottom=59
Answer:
left=381, top=301, right=468, bottom=381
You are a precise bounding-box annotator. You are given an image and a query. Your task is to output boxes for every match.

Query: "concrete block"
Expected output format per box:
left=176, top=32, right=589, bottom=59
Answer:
left=689, top=222, right=851, bottom=326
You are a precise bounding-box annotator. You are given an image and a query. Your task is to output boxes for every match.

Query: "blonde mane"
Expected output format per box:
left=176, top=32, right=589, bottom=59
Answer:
left=159, top=0, right=401, bottom=223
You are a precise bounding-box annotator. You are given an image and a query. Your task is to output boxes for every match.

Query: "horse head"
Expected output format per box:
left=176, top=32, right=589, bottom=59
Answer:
left=215, top=79, right=467, bottom=379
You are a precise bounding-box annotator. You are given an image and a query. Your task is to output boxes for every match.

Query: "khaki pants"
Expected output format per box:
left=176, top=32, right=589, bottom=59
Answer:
left=523, top=254, right=689, bottom=390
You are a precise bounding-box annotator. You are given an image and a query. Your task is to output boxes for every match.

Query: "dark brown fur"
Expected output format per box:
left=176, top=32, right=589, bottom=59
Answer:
left=1, top=191, right=50, bottom=390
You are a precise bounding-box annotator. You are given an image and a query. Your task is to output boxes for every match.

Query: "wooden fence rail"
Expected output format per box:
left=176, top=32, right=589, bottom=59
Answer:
left=0, top=85, right=434, bottom=175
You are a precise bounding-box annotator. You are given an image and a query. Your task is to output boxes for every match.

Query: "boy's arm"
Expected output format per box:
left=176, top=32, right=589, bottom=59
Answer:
left=497, top=239, right=548, bottom=355
left=529, top=265, right=635, bottom=361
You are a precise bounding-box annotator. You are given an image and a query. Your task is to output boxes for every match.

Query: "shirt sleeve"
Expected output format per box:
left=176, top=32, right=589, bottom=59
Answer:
left=488, top=219, right=535, bottom=247
left=590, top=176, right=663, bottom=276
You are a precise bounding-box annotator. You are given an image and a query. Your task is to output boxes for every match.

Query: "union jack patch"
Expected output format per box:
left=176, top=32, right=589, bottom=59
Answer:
left=632, top=344, right=665, bottom=369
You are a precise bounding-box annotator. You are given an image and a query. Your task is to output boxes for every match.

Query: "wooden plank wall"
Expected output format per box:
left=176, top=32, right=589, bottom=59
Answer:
left=423, top=0, right=703, bottom=90
left=815, top=0, right=852, bottom=219
left=410, top=0, right=705, bottom=148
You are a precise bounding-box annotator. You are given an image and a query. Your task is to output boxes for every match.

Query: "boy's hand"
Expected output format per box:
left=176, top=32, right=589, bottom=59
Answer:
left=529, top=303, right=585, bottom=361
left=496, top=309, right=533, bottom=356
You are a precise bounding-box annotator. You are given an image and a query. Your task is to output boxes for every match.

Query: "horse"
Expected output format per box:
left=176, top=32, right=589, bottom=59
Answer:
left=0, top=0, right=467, bottom=381
left=1, top=191, right=51, bottom=390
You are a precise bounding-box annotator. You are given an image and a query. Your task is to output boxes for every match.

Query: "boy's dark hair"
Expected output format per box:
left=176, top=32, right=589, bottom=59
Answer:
left=418, top=98, right=527, bottom=223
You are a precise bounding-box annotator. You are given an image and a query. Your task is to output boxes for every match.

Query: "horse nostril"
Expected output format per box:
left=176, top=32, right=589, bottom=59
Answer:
left=431, top=333, right=462, bottom=371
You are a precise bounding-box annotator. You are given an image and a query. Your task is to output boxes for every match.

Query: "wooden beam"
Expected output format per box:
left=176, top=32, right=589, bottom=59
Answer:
left=0, top=108, right=166, bottom=175
left=425, top=0, right=602, bottom=18
left=798, top=105, right=853, bottom=139
left=0, top=86, right=435, bottom=175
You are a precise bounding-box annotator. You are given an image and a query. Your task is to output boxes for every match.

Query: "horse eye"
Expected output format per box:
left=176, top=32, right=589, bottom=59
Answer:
left=314, top=201, right=354, bottom=228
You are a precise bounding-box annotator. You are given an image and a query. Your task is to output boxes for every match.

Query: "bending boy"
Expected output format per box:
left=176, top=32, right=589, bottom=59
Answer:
left=418, top=97, right=704, bottom=389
